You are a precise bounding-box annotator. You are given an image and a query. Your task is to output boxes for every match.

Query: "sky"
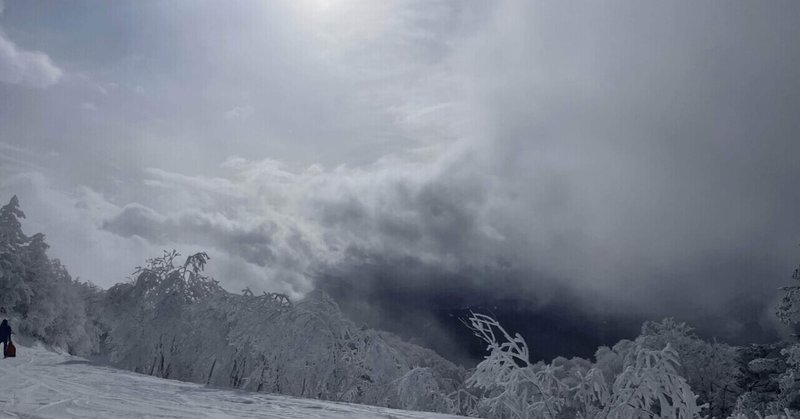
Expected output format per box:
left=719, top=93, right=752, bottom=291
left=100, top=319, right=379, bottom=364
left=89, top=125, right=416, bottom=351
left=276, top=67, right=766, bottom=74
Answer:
left=1, top=0, right=799, bottom=364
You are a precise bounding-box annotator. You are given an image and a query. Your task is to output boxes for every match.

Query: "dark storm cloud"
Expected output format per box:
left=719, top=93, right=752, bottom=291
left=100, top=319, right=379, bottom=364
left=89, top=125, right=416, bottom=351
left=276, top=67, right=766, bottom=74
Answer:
left=316, top=250, right=649, bottom=365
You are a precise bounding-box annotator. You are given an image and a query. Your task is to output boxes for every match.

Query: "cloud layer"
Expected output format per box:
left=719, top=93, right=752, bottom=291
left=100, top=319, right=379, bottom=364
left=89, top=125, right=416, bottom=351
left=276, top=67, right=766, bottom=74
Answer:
left=1, top=1, right=799, bottom=362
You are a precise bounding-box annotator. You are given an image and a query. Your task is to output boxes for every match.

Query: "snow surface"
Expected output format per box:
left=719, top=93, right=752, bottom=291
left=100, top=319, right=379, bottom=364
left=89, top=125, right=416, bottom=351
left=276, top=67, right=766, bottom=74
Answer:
left=0, top=341, right=466, bottom=419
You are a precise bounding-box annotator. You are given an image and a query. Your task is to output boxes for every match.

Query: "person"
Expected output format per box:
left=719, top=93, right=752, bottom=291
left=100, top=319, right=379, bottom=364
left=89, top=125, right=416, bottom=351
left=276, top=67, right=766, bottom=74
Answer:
left=0, top=319, right=11, bottom=358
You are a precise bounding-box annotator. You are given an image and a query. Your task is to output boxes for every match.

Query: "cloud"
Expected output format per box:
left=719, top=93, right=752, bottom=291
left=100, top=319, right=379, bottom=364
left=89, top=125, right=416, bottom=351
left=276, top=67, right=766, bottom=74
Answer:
left=102, top=205, right=282, bottom=268
left=0, top=142, right=49, bottom=176
left=0, top=28, right=62, bottom=88
left=0, top=170, right=317, bottom=298
left=1, top=1, right=799, bottom=362
left=223, top=105, right=255, bottom=121
left=0, top=172, right=151, bottom=285
left=209, top=1, right=800, bottom=353
left=454, top=1, right=800, bottom=302
left=96, top=166, right=328, bottom=297
left=142, top=167, right=247, bottom=205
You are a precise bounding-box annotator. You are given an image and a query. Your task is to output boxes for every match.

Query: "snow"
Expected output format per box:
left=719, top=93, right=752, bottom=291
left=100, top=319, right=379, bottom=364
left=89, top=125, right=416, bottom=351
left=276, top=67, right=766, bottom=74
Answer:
left=0, top=341, right=466, bottom=419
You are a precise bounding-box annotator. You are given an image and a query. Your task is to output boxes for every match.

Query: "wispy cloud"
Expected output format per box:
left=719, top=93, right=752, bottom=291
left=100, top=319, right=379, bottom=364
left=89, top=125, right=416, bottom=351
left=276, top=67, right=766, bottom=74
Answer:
left=223, top=105, right=255, bottom=121
left=0, top=28, right=62, bottom=88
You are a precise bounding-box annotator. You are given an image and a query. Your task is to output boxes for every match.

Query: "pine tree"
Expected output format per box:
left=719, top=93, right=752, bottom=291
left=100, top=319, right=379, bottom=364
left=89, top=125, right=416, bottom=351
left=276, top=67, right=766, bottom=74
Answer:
left=0, top=195, right=32, bottom=312
left=0, top=195, right=100, bottom=354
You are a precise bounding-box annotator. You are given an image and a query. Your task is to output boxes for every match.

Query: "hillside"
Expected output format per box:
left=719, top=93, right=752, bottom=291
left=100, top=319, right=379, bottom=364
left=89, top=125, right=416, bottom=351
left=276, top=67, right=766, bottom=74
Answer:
left=0, top=341, right=465, bottom=419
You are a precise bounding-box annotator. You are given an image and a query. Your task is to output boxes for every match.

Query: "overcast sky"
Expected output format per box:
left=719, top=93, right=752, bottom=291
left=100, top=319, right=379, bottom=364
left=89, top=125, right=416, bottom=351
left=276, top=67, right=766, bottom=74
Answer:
left=1, top=0, right=799, bottom=363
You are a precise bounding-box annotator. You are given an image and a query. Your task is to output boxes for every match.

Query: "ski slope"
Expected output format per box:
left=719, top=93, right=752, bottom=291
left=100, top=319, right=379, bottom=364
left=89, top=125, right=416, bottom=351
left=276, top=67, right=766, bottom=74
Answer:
left=0, top=341, right=466, bottom=419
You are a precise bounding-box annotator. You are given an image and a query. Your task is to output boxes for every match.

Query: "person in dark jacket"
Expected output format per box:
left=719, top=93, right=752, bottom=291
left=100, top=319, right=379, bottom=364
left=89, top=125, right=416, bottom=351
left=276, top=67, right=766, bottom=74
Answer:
left=0, top=319, right=11, bottom=358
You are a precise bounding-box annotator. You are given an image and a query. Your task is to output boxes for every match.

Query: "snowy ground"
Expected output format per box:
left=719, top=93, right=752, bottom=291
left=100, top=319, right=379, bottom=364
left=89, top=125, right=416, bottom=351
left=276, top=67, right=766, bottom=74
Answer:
left=0, top=341, right=466, bottom=419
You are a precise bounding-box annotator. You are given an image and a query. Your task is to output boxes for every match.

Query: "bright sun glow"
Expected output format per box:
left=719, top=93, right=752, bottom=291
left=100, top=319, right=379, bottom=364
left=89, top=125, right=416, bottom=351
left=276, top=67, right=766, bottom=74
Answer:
left=293, top=0, right=390, bottom=44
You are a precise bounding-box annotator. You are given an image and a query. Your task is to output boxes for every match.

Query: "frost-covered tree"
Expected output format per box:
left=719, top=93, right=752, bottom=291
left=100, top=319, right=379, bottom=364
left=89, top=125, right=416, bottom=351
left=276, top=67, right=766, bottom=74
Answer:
left=103, top=250, right=224, bottom=373
left=595, top=339, right=636, bottom=387
left=384, top=367, right=456, bottom=413
left=777, top=262, right=800, bottom=326
left=637, top=319, right=740, bottom=417
left=734, top=260, right=800, bottom=417
left=775, top=344, right=800, bottom=413
left=464, top=313, right=570, bottom=418
left=464, top=312, right=705, bottom=419
left=0, top=196, right=100, bottom=354
left=778, top=259, right=800, bottom=410
left=0, top=195, right=27, bottom=247
left=731, top=342, right=791, bottom=418
left=604, top=343, right=705, bottom=419
left=101, top=250, right=465, bottom=415
left=0, top=195, right=32, bottom=312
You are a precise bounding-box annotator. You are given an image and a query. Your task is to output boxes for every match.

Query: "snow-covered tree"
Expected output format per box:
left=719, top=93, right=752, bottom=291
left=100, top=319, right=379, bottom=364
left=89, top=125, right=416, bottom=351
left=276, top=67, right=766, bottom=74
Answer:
left=386, top=367, right=456, bottom=413
left=776, top=344, right=800, bottom=413
left=735, top=258, right=800, bottom=417
left=637, top=319, right=740, bottom=417
left=103, top=250, right=225, bottom=373
left=101, top=250, right=465, bottom=415
left=0, top=195, right=27, bottom=247
left=464, top=312, right=705, bottom=419
left=0, top=195, right=32, bottom=312
left=595, top=339, right=636, bottom=388
left=604, top=343, right=705, bottom=419
left=776, top=262, right=800, bottom=326
left=464, top=312, right=570, bottom=418
left=0, top=196, right=100, bottom=354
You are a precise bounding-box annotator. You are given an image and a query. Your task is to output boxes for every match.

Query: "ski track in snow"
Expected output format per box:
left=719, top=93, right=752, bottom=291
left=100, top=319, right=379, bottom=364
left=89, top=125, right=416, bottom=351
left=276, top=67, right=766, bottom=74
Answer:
left=0, top=342, right=465, bottom=419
